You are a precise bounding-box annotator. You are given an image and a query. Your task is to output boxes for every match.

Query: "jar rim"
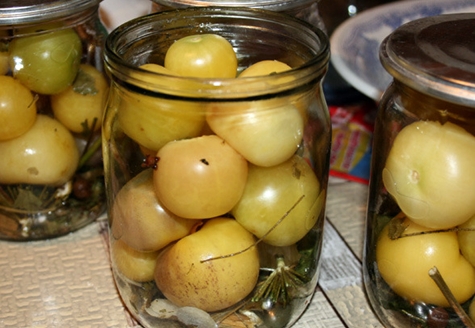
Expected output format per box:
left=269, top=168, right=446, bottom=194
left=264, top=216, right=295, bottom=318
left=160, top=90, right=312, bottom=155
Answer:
left=0, top=0, right=101, bottom=25
left=380, top=13, right=475, bottom=107
left=104, top=7, right=329, bottom=100
left=151, top=0, right=318, bottom=11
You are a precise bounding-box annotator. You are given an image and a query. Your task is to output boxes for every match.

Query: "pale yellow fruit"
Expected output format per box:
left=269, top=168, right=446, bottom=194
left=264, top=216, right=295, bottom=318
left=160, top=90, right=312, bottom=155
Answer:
left=0, top=115, right=79, bottom=185
left=232, top=155, right=323, bottom=246
left=239, top=60, right=291, bottom=77
left=112, top=239, right=160, bottom=283
left=153, top=135, right=248, bottom=219
left=458, top=214, right=475, bottom=267
left=111, top=169, right=197, bottom=252
left=117, top=85, right=205, bottom=153
left=51, top=64, right=108, bottom=133
left=154, top=218, right=259, bottom=312
left=0, top=75, right=37, bottom=141
left=383, top=121, right=475, bottom=229
left=376, top=217, right=475, bottom=307
left=206, top=99, right=304, bottom=167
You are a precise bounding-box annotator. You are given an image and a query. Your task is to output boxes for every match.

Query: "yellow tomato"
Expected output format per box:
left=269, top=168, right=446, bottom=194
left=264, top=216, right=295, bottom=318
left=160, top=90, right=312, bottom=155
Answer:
left=376, top=217, right=475, bottom=307
left=206, top=98, right=304, bottom=167
left=153, top=135, right=248, bottom=219
left=0, top=115, right=79, bottom=185
left=164, top=34, right=237, bottom=78
left=383, top=121, right=475, bottom=229
left=112, top=239, right=160, bottom=283
left=0, top=75, right=37, bottom=141
left=117, top=84, right=205, bottom=153
left=154, top=218, right=259, bottom=312
left=232, top=155, right=323, bottom=246
left=239, top=60, right=291, bottom=77
left=111, top=169, right=196, bottom=252
left=457, top=214, right=475, bottom=266
left=51, top=64, right=108, bottom=133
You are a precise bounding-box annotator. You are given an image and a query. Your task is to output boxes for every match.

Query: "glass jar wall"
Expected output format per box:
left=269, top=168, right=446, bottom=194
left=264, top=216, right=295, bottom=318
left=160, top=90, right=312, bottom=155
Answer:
left=0, top=0, right=108, bottom=240
left=103, top=7, right=330, bottom=328
left=151, top=0, right=325, bottom=31
left=364, top=13, right=475, bottom=327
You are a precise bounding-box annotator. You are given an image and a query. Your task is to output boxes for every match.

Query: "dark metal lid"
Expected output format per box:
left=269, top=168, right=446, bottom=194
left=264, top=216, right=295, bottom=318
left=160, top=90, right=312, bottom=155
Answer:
left=380, top=13, right=475, bottom=107
left=0, top=0, right=101, bottom=25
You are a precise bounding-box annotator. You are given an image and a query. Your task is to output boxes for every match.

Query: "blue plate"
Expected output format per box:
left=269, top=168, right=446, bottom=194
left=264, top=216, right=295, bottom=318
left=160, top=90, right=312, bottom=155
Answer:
left=330, top=0, right=475, bottom=101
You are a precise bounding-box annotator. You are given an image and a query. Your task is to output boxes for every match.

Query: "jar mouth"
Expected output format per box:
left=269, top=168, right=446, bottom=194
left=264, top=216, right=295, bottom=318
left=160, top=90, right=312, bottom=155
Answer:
left=0, top=0, right=101, bottom=25
left=104, top=7, right=329, bottom=100
left=151, top=0, right=319, bottom=12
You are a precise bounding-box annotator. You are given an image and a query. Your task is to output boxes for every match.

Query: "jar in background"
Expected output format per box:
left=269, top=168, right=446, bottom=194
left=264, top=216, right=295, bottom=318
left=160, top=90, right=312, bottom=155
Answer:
left=151, top=0, right=325, bottom=32
left=0, top=0, right=108, bottom=240
left=103, top=7, right=330, bottom=328
left=364, top=14, right=475, bottom=327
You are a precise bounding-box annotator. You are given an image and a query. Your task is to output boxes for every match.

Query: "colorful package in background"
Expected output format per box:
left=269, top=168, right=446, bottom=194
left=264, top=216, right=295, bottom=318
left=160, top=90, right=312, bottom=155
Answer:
left=329, top=102, right=376, bottom=184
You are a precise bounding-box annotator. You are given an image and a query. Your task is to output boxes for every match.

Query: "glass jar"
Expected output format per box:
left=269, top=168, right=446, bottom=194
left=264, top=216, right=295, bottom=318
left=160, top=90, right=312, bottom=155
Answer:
left=103, top=7, right=330, bottom=328
left=151, top=0, right=325, bottom=32
left=364, top=13, right=475, bottom=327
left=0, top=0, right=108, bottom=241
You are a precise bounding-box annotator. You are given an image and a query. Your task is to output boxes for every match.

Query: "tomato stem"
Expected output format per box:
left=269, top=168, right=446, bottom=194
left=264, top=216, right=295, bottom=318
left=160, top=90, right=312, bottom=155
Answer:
left=200, top=195, right=305, bottom=263
left=429, top=266, right=475, bottom=328
left=388, top=212, right=475, bottom=240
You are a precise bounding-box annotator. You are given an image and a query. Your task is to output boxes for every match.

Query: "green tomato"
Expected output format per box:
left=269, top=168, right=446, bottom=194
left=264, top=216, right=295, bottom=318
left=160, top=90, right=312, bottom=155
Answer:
left=9, top=28, right=82, bottom=94
left=232, top=155, right=324, bottom=247
left=383, top=121, right=475, bottom=229
left=376, top=216, right=475, bottom=307
left=164, top=34, right=237, bottom=78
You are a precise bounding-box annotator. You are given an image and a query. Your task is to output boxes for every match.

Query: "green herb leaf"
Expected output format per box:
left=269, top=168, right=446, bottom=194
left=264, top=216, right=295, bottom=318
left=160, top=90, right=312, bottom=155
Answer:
left=73, top=68, right=98, bottom=95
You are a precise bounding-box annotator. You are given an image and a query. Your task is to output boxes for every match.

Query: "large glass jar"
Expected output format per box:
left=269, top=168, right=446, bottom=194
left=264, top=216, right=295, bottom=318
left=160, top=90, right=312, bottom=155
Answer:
left=103, top=7, right=330, bottom=328
left=151, top=0, right=325, bottom=32
left=0, top=0, right=108, bottom=241
left=364, top=13, right=475, bottom=327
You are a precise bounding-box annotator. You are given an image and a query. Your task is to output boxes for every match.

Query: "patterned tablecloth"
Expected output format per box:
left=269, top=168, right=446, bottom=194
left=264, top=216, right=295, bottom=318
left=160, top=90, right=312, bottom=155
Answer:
left=0, top=179, right=383, bottom=328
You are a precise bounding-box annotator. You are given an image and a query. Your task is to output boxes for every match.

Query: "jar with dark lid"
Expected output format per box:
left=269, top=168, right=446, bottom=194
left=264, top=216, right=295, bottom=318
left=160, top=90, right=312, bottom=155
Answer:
left=151, top=0, right=325, bottom=31
left=364, top=13, right=475, bottom=327
left=103, top=7, right=330, bottom=328
left=0, top=0, right=108, bottom=240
